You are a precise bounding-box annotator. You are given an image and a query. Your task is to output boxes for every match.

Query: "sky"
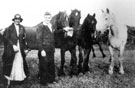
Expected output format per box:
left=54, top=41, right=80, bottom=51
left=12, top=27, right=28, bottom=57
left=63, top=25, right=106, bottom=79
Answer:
left=0, top=0, right=135, bottom=28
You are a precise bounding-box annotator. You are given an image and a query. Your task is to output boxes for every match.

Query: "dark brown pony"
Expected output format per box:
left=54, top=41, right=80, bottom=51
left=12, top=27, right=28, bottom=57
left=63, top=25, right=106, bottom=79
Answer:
left=68, top=9, right=106, bottom=58
left=77, top=13, right=97, bottom=73
left=51, top=10, right=81, bottom=76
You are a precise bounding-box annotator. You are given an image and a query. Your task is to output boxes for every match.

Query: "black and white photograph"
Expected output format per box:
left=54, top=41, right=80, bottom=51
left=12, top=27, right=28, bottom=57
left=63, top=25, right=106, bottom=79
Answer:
left=0, top=0, right=135, bottom=88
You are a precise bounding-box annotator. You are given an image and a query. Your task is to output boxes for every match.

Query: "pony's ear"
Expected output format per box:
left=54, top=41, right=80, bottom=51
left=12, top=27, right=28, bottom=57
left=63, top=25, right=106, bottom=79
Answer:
left=101, top=9, right=104, bottom=13
left=87, top=14, right=90, bottom=17
left=106, top=8, right=109, bottom=14
left=93, top=13, right=96, bottom=17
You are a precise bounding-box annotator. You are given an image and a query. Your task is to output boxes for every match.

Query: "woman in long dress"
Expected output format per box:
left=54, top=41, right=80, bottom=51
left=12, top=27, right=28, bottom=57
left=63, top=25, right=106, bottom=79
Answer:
left=2, top=14, right=29, bottom=87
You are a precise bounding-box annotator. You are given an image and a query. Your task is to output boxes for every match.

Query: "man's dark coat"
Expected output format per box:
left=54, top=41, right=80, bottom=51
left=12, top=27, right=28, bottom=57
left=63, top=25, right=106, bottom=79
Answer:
left=36, top=22, right=55, bottom=85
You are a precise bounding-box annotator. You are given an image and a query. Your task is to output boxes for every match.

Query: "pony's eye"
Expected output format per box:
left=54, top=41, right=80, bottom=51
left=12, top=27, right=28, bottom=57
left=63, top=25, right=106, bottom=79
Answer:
left=105, top=18, right=108, bottom=20
left=75, top=12, right=78, bottom=16
left=92, top=21, right=95, bottom=24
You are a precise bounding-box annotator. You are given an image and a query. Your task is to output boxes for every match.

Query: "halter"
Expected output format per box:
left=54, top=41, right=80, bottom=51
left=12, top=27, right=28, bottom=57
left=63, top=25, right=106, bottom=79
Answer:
left=107, top=25, right=114, bottom=36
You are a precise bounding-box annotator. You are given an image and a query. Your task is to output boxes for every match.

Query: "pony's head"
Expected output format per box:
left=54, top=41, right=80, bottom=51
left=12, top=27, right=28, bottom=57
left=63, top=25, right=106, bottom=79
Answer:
left=81, top=13, right=97, bottom=39
left=96, top=8, right=116, bottom=34
left=69, top=9, right=81, bottom=28
left=82, top=13, right=97, bottom=33
left=55, top=11, right=69, bottom=30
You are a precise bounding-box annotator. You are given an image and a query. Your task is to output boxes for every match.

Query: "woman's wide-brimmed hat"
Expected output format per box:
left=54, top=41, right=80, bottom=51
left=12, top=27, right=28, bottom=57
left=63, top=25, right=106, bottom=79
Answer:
left=12, top=14, right=23, bottom=22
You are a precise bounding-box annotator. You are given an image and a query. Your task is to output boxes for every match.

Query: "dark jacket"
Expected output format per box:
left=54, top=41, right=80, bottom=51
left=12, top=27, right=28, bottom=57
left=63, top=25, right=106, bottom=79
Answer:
left=36, top=22, right=55, bottom=52
left=2, top=23, right=28, bottom=76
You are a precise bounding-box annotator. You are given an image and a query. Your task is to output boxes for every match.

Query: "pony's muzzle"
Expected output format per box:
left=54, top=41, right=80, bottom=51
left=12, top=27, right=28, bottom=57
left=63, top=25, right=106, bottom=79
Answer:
left=63, top=27, right=74, bottom=37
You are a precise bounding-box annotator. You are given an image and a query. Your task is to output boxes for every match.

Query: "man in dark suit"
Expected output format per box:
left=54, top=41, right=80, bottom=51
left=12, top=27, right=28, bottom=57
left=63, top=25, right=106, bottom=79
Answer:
left=37, top=12, right=55, bottom=86
left=2, top=14, right=29, bottom=87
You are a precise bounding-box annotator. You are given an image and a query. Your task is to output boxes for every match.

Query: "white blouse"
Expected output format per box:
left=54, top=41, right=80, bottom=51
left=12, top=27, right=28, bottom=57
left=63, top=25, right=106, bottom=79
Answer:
left=14, top=24, right=19, bottom=36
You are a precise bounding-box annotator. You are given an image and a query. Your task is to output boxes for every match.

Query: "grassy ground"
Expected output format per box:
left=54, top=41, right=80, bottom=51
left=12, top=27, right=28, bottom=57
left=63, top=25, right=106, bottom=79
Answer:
left=0, top=45, right=135, bottom=88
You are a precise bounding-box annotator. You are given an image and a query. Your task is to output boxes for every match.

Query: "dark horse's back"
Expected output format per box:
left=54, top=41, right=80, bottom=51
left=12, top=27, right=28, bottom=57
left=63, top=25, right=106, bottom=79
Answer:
left=25, top=23, right=42, bottom=50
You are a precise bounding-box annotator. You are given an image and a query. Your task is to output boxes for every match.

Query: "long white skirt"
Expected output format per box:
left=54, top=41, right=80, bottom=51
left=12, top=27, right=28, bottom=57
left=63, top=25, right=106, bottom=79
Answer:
left=5, top=40, right=26, bottom=81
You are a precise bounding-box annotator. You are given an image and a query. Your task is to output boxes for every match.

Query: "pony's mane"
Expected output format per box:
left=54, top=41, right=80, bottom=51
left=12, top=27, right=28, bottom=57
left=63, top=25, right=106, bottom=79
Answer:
left=81, top=14, right=91, bottom=30
left=54, top=11, right=68, bottom=29
left=109, top=13, right=117, bottom=25
left=108, top=12, right=119, bottom=37
left=56, top=12, right=64, bottom=21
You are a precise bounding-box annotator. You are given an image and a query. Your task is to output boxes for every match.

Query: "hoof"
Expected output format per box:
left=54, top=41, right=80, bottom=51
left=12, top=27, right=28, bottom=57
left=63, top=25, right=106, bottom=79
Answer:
left=58, top=70, right=65, bottom=76
left=119, top=70, right=124, bottom=75
left=103, top=54, right=106, bottom=58
left=83, top=65, right=89, bottom=73
left=93, top=55, right=96, bottom=58
left=78, top=65, right=83, bottom=74
left=78, top=72, right=83, bottom=76
left=108, top=66, right=113, bottom=75
left=70, top=65, right=79, bottom=76
left=85, top=71, right=91, bottom=76
left=108, top=69, right=113, bottom=75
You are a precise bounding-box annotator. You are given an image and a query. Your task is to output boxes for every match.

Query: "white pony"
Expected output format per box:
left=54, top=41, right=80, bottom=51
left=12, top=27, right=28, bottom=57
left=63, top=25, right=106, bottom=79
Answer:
left=96, top=8, right=128, bottom=75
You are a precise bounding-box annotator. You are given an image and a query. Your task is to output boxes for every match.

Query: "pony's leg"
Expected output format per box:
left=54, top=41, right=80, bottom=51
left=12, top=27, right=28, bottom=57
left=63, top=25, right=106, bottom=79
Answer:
left=83, top=48, right=91, bottom=72
left=59, top=48, right=66, bottom=76
left=78, top=46, right=84, bottom=73
left=91, top=46, right=96, bottom=58
left=119, top=46, right=125, bottom=74
left=70, top=48, right=78, bottom=75
left=69, top=48, right=75, bottom=67
left=6, top=80, right=10, bottom=88
left=97, top=43, right=106, bottom=58
left=108, top=46, right=114, bottom=75
left=70, top=48, right=77, bottom=67
left=37, top=50, right=41, bottom=79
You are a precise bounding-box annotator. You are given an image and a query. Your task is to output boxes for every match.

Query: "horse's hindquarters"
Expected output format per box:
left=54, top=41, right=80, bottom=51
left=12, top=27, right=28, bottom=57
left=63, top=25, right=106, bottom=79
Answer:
left=25, top=28, right=39, bottom=50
